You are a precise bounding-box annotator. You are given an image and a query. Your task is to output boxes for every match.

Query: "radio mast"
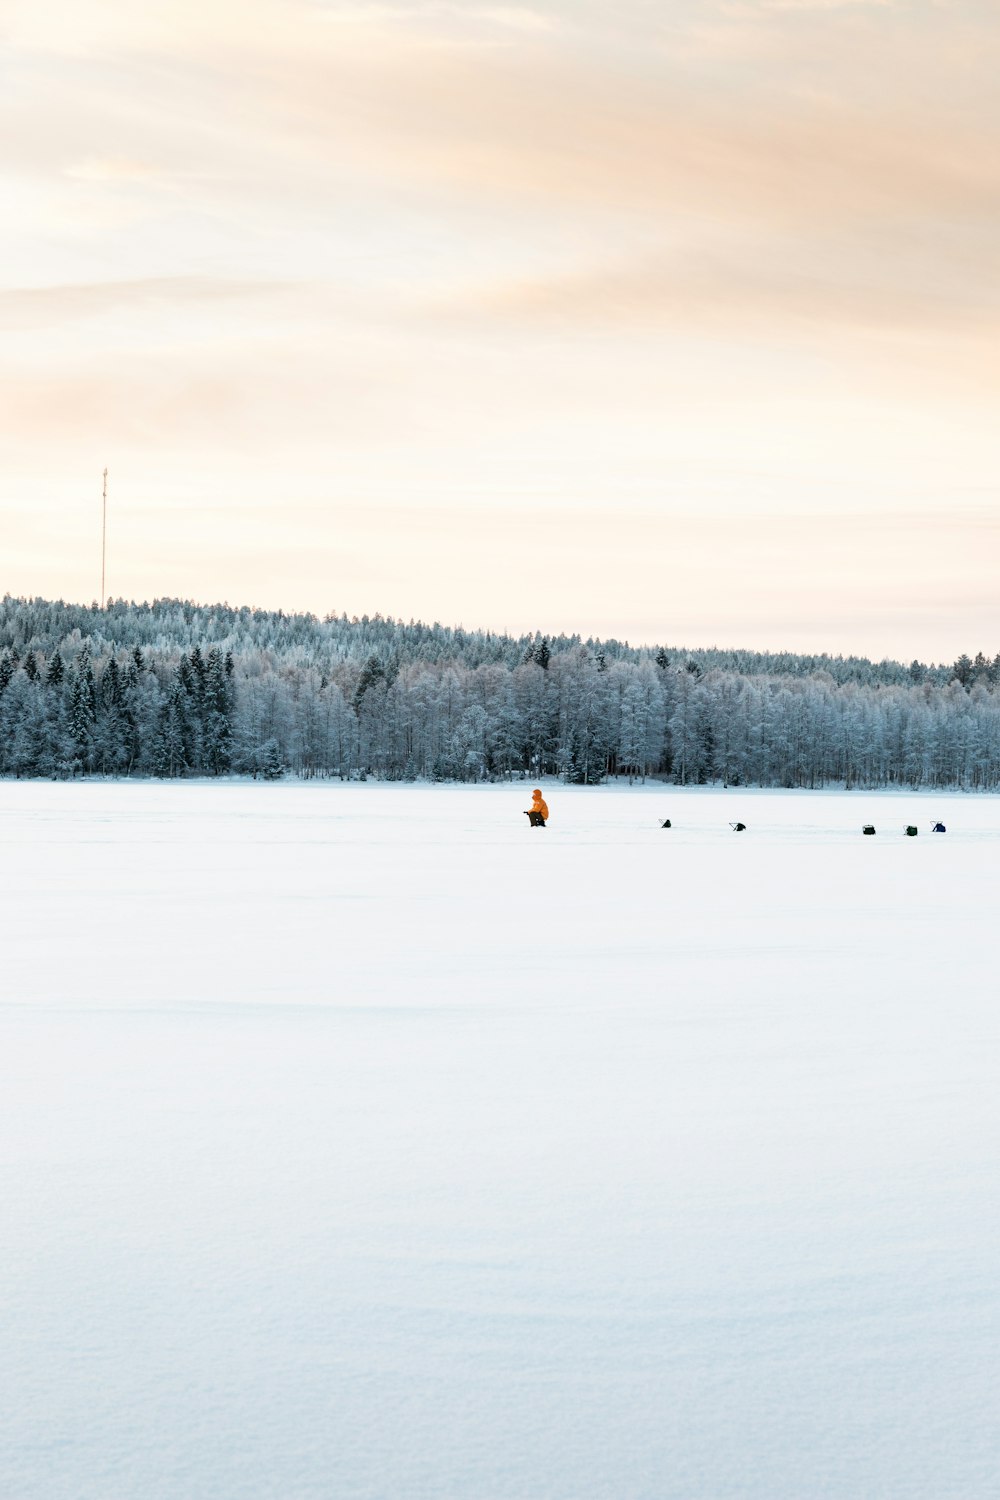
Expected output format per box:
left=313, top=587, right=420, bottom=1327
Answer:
left=101, top=467, right=108, bottom=609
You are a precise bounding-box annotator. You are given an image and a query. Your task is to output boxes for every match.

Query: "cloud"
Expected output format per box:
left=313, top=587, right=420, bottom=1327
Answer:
left=313, top=2, right=555, bottom=29
left=440, top=232, right=1000, bottom=353
left=64, top=158, right=163, bottom=183
left=733, top=0, right=895, bottom=11
left=250, top=3, right=1000, bottom=231
left=0, top=278, right=296, bottom=332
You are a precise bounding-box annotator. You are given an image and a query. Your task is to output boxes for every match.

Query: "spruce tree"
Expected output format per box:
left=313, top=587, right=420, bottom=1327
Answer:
left=68, top=674, right=93, bottom=771
left=79, top=651, right=98, bottom=720
left=155, top=683, right=189, bottom=777
left=354, top=654, right=384, bottom=707
left=203, top=648, right=232, bottom=774
left=96, top=659, right=129, bottom=773
left=189, top=645, right=207, bottom=704
left=102, top=657, right=123, bottom=710
left=259, top=738, right=284, bottom=779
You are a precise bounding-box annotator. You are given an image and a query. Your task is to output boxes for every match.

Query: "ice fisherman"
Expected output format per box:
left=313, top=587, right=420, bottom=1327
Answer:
left=525, top=789, right=549, bottom=827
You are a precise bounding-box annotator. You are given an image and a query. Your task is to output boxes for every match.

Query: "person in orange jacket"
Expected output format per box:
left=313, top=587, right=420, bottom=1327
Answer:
left=525, top=788, right=549, bottom=827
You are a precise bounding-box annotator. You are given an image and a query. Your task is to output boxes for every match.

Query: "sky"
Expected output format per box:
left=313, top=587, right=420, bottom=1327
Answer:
left=1, top=0, right=998, bottom=662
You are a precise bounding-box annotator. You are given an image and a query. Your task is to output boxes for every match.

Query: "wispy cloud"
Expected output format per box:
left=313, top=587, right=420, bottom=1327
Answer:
left=314, top=2, right=555, bottom=29
left=452, top=242, right=1000, bottom=343
left=64, top=158, right=163, bottom=183
left=733, top=0, right=895, bottom=12
left=0, top=278, right=296, bottom=331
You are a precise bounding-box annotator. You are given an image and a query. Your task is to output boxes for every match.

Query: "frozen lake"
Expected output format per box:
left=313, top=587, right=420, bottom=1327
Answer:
left=3, top=781, right=1000, bottom=1499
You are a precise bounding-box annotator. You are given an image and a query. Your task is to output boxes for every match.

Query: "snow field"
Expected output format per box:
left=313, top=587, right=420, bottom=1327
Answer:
left=2, top=781, right=1000, bottom=1499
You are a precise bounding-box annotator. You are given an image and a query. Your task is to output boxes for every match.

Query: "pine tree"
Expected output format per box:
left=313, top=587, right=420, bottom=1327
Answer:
left=102, top=657, right=123, bottom=710
left=95, top=658, right=130, bottom=773
left=259, top=738, right=284, bottom=779
left=174, top=655, right=206, bottom=767
left=0, top=674, right=45, bottom=776
left=46, top=650, right=65, bottom=687
left=68, top=673, right=93, bottom=772
left=354, top=654, right=384, bottom=707
left=154, top=682, right=190, bottom=777
left=79, top=651, right=98, bottom=720
left=202, top=648, right=232, bottom=774
left=189, top=645, right=207, bottom=705
left=563, top=727, right=588, bottom=784
left=178, top=653, right=196, bottom=699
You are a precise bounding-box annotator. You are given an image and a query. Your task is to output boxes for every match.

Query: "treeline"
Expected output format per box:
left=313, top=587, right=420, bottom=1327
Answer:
left=1, top=595, right=998, bottom=788
left=1, top=594, right=968, bottom=685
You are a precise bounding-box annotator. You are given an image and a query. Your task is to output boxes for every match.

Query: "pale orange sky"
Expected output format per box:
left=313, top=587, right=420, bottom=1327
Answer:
left=2, top=0, right=998, bottom=661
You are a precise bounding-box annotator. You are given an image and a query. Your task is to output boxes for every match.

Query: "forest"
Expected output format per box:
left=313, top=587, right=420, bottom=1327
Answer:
left=1, top=595, right=999, bottom=788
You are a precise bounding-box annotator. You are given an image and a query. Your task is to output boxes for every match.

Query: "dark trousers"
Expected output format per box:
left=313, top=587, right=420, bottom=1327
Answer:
left=526, top=811, right=546, bottom=827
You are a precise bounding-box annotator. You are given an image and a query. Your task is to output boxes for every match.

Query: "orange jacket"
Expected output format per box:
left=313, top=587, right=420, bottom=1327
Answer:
left=530, top=790, right=549, bottom=820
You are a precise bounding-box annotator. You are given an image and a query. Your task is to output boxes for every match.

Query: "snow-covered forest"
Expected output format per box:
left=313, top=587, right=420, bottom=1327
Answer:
left=1, top=595, right=999, bottom=787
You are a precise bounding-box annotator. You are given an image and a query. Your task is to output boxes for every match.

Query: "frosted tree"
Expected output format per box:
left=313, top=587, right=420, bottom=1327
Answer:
left=201, top=648, right=233, bottom=774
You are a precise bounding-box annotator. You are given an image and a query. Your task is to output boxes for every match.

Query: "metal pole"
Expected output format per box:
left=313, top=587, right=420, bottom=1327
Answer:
left=101, top=468, right=107, bottom=609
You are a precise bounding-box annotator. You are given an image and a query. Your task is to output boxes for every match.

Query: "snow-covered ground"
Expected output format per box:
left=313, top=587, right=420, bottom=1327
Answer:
left=3, top=780, right=1000, bottom=1499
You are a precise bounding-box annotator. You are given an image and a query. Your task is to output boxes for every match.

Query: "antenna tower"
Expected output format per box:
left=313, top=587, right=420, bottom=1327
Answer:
left=101, top=467, right=108, bottom=609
